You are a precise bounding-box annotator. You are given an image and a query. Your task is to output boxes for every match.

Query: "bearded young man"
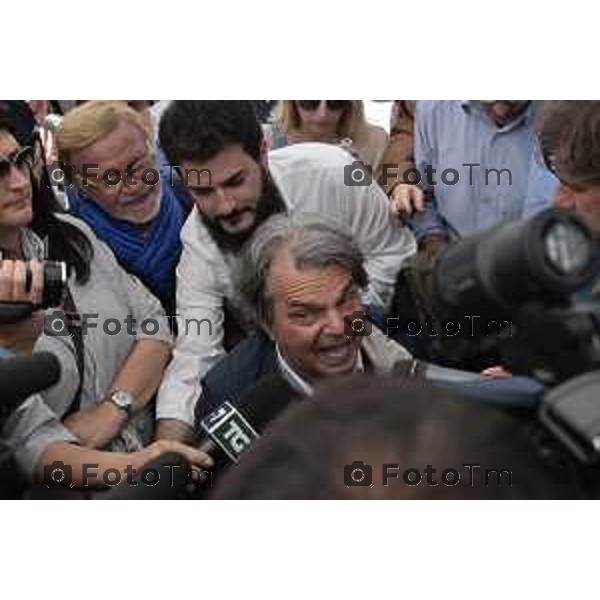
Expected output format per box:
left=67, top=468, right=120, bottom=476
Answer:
left=155, top=101, right=417, bottom=442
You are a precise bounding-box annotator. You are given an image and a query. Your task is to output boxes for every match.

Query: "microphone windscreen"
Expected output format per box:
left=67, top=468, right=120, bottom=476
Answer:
left=0, top=352, right=61, bottom=420
left=237, top=373, right=299, bottom=427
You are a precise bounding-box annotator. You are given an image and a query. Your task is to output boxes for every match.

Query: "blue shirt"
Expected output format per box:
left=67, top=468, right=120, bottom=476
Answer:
left=410, top=101, right=554, bottom=240
left=0, top=346, right=14, bottom=358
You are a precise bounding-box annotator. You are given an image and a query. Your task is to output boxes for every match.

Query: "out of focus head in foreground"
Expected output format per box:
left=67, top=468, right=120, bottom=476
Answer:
left=213, top=377, right=582, bottom=500
left=539, top=100, right=600, bottom=234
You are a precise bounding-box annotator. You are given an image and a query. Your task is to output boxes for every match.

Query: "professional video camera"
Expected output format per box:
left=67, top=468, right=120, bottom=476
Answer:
left=0, top=258, right=67, bottom=325
left=428, top=208, right=600, bottom=464
left=0, top=261, right=66, bottom=498
left=0, top=257, right=67, bottom=425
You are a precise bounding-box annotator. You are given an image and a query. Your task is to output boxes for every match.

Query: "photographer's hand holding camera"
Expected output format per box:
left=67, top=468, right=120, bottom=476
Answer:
left=0, top=261, right=213, bottom=493
left=0, top=103, right=214, bottom=494
left=0, top=259, right=43, bottom=354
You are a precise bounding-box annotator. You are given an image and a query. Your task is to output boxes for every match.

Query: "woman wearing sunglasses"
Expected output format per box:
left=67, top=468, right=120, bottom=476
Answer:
left=266, top=100, right=388, bottom=171
left=0, top=103, right=187, bottom=493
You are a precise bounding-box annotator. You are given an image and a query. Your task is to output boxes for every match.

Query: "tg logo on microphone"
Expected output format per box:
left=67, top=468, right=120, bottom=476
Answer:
left=201, top=402, right=259, bottom=463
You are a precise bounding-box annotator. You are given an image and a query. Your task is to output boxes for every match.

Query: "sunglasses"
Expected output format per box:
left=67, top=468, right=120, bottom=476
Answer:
left=296, top=100, right=351, bottom=111
left=0, top=146, right=34, bottom=180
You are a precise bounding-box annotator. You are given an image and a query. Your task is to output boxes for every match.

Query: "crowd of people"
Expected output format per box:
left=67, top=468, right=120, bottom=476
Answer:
left=0, top=99, right=598, bottom=499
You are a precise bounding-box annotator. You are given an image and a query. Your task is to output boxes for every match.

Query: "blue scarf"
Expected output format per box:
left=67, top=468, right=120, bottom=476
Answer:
left=68, top=182, right=186, bottom=310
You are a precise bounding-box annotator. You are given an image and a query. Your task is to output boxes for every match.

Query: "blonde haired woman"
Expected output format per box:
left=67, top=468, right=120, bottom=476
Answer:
left=57, top=100, right=189, bottom=315
left=266, top=100, right=388, bottom=170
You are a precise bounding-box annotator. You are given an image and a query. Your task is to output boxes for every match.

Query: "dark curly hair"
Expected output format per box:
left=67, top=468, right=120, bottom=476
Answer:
left=159, top=100, right=263, bottom=166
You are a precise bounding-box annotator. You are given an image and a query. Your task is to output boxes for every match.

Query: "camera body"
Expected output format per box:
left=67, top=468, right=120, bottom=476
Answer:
left=427, top=209, right=600, bottom=474
left=35, top=261, right=68, bottom=309
left=0, top=259, right=67, bottom=325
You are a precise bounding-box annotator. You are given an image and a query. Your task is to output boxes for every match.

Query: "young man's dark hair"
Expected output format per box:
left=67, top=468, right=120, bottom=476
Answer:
left=159, top=100, right=264, bottom=166
left=212, top=376, right=582, bottom=500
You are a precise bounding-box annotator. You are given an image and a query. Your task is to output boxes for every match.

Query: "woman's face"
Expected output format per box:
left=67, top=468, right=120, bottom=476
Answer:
left=295, top=101, right=348, bottom=138
left=0, top=130, right=33, bottom=230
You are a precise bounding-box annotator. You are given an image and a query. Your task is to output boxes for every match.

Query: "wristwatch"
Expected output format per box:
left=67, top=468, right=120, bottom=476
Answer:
left=107, top=389, right=134, bottom=417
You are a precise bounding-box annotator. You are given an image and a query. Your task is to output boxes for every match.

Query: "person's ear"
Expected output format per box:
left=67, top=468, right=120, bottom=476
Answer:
left=553, top=184, right=577, bottom=209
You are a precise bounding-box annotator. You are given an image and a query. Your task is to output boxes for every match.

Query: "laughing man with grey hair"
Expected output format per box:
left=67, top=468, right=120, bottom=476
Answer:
left=195, top=213, right=415, bottom=424
left=195, top=213, right=550, bottom=430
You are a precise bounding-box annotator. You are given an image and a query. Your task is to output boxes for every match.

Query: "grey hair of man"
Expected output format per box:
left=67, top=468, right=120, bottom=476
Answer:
left=236, top=213, right=369, bottom=331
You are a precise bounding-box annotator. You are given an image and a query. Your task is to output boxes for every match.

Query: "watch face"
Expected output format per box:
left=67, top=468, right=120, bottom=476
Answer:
left=112, top=390, right=133, bottom=408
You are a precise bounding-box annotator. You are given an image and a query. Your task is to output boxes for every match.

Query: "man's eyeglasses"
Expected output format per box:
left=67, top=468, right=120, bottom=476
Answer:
left=539, top=138, right=561, bottom=180
left=296, top=100, right=351, bottom=112
left=0, top=146, right=34, bottom=180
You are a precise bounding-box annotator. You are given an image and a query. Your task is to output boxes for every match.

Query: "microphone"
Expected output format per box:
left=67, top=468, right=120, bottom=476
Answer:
left=198, top=374, right=299, bottom=467
left=0, top=352, right=61, bottom=423
left=105, top=375, right=299, bottom=500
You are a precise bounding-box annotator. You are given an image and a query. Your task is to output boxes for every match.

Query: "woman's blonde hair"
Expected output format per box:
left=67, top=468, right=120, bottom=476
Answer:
left=57, top=100, right=151, bottom=166
left=274, top=100, right=370, bottom=144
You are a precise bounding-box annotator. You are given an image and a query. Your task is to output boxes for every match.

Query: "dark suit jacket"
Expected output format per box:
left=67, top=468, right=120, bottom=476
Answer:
left=196, top=329, right=280, bottom=427
left=196, top=306, right=388, bottom=427
left=195, top=324, right=547, bottom=435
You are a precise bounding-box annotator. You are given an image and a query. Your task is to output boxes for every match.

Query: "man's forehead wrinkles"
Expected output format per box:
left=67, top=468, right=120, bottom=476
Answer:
left=272, top=275, right=327, bottom=300
left=271, top=273, right=353, bottom=306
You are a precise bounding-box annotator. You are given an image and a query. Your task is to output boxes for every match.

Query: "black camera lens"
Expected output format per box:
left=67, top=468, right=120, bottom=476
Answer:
left=24, top=260, right=67, bottom=308
left=41, top=261, right=67, bottom=308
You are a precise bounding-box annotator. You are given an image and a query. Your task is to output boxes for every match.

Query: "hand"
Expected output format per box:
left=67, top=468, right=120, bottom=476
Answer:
left=0, top=260, right=45, bottom=355
left=140, top=439, right=214, bottom=471
left=390, top=184, right=425, bottom=219
left=481, top=366, right=513, bottom=379
left=156, top=418, right=196, bottom=445
left=0, top=259, right=44, bottom=305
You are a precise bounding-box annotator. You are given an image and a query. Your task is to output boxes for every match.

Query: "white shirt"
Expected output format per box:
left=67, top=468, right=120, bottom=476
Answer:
left=156, top=143, right=416, bottom=425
